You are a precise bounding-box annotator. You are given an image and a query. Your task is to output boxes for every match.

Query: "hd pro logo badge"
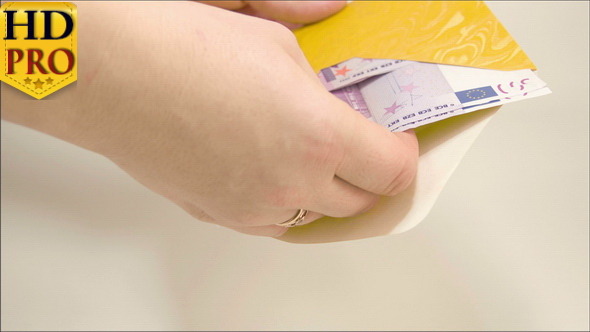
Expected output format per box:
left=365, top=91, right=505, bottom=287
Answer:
left=1, top=2, right=77, bottom=99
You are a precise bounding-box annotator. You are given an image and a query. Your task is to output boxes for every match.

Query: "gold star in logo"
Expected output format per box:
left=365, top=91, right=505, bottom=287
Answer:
left=33, top=79, right=45, bottom=89
left=24, top=77, right=32, bottom=85
left=46, top=77, right=54, bottom=85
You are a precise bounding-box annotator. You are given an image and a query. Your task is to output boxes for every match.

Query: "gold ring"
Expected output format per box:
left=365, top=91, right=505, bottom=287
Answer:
left=275, top=209, right=308, bottom=227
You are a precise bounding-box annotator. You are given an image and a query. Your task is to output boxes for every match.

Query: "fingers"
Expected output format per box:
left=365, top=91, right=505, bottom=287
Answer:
left=198, top=0, right=347, bottom=24
left=246, top=1, right=347, bottom=24
left=228, top=224, right=289, bottom=237
left=307, top=177, right=380, bottom=218
left=180, top=200, right=326, bottom=236
left=333, top=102, right=420, bottom=196
left=220, top=177, right=379, bottom=228
left=228, top=179, right=379, bottom=236
left=228, top=210, right=323, bottom=237
left=196, top=1, right=246, bottom=11
left=225, top=175, right=381, bottom=235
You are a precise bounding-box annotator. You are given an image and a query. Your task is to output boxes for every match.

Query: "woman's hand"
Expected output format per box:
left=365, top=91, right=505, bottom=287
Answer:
left=1, top=2, right=418, bottom=237
left=198, top=0, right=348, bottom=29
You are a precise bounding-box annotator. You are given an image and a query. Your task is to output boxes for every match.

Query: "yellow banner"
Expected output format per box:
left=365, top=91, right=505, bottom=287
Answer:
left=1, top=2, right=77, bottom=99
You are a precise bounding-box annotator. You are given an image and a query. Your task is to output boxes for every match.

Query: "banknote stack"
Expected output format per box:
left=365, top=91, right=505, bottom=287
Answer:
left=319, top=58, right=551, bottom=132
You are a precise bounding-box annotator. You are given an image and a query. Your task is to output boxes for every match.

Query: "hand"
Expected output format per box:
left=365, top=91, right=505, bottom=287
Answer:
left=198, top=0, right=348, bottom=29
left=1, top=2, right=418, bottom=237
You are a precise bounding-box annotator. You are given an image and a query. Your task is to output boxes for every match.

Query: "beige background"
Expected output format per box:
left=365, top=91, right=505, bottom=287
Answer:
left=1, top=1, right=588, bottom=331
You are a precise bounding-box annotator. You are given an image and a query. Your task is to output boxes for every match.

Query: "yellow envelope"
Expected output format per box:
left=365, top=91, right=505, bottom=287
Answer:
left=279, top=1, right=535, bottom=243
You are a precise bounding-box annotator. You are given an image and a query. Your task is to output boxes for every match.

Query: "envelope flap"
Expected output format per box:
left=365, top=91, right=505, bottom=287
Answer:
left=294, top=1, right=535, bottom=72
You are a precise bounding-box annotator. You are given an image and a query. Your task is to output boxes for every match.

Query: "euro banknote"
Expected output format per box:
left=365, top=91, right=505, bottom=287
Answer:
left=322, top=59, right=551, bottom=132
left=319, top=58, right=415, bottom=91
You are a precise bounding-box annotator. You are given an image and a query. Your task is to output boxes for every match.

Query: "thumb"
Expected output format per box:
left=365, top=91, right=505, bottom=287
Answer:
left=246, top=1, right=347, bottom=24
left=333, top=99, right=420, bottom=197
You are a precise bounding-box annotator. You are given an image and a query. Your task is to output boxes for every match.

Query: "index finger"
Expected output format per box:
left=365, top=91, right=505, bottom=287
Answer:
left=333, top=100, right=419, bottom=196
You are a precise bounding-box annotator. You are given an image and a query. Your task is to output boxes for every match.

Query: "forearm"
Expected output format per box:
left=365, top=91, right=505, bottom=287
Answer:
left=1, top=1, right=200, bottom=155
left=3, top=2, right=119, bottom=154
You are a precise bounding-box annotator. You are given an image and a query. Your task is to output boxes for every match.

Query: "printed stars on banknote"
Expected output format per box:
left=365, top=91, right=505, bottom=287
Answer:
left=319, top=58, right=551, bottom=132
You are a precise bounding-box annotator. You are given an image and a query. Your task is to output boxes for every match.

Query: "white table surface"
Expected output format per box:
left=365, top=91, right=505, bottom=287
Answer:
left=2, top=2, right=588, bottom=330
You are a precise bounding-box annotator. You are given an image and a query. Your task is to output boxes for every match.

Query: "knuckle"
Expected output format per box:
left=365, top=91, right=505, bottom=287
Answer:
left=263, top=185, right=304, bottom=210
left=301, top=117, right=344, bottom=169
left=267, top=21, right=298, bottom=47
left=382, top=150, right=418, bottom=196
left=340, top=194, right=380, bottom=217
left=180, top=202, right=216, bottom=223
left=231, top=210, right=264, bottom=227
left=303, top=136, right=341, bottom=169
left=328, top=194, right=379, bottom=218
left=359, top=194, right=381, bottom=214
left=246, top=187, right=314, bottom=226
